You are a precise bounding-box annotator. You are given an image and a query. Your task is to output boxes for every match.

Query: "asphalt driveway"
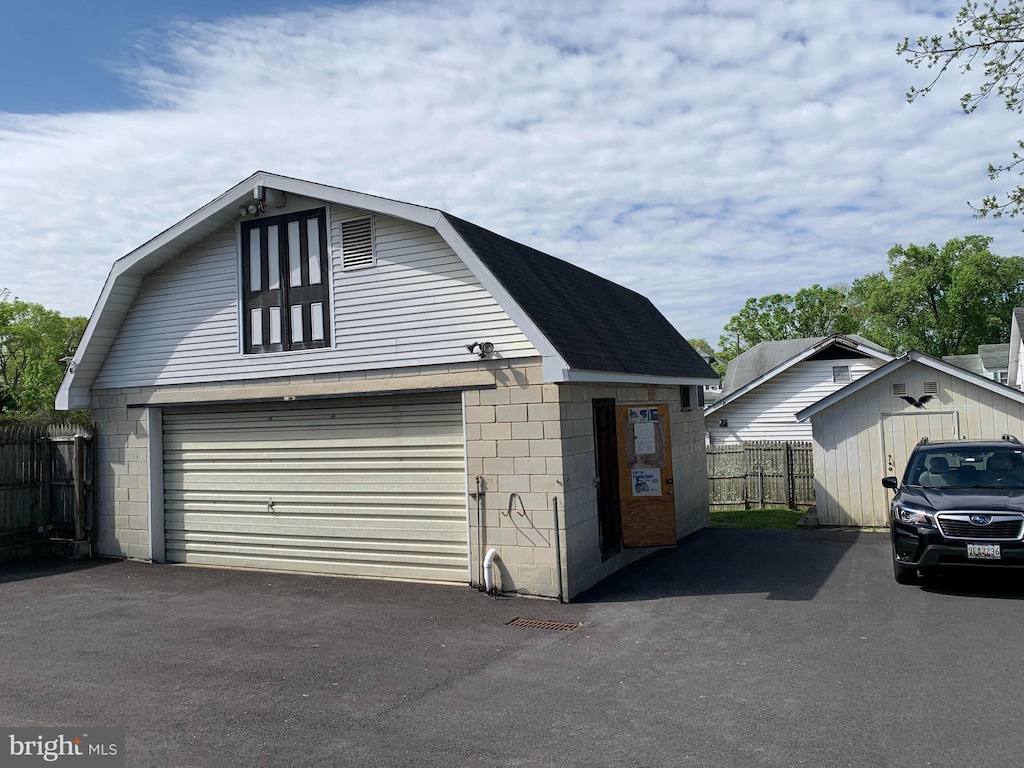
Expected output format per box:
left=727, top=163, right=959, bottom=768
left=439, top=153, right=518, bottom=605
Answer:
left=3, top=528, right=1024, bottom=767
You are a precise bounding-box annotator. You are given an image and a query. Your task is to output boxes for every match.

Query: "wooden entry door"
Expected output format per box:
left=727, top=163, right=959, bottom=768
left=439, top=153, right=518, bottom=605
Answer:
left=615, top=404, right=677, bottom=548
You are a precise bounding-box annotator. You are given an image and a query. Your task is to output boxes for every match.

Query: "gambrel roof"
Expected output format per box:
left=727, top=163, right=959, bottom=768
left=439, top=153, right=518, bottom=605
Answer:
left=445, top=214, right=714, bottom=379
left=58, top=172, right=715, bottom=408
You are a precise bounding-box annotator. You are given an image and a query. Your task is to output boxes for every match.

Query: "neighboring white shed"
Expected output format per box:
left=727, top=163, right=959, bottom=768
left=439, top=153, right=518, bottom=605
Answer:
left=797, top=351, right=1024, bottom=527
left=705, top=335, right=892, bottom=444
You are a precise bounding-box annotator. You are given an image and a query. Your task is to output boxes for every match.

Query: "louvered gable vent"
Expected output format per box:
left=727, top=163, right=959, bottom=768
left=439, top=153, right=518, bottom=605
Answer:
left=341, top=216, right=375, bottom=270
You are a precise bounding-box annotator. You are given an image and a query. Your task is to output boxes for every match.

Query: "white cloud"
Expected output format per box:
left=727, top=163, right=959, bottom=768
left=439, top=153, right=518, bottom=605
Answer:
left=1, top=0, right=1021, bottom=346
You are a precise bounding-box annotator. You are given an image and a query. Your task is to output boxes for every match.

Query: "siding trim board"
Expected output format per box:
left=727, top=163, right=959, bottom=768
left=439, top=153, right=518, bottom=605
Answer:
left=121, top=366, right=501, bottom=407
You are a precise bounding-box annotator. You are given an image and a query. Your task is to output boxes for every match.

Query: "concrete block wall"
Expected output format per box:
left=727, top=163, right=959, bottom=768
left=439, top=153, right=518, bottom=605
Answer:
left=89, top=389, right=151, bottom=559
left=559, top=383, right=710, bottom=599
left=463, top=362, right=567, bottom=599
left=89, top=358, right=568, bottom=601
left=87, top=359, right=707, bottom=603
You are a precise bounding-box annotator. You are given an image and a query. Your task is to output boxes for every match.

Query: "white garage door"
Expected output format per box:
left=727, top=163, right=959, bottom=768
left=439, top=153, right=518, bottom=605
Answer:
left=162, top=394, right=468, bottom=582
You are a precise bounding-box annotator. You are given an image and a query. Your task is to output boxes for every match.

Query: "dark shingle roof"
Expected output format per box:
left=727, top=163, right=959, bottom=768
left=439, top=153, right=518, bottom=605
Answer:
left=443, top=213, right=715, bottom=380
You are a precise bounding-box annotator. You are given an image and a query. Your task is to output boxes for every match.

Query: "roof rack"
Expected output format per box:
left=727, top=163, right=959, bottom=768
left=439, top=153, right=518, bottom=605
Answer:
left=917, top=437, right=930, bottom=446
left=1002, top=434, right=1021, bottom=444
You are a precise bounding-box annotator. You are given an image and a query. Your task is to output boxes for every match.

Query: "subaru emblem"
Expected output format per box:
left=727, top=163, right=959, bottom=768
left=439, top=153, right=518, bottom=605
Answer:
left=970, top=514, right=992, bottom=526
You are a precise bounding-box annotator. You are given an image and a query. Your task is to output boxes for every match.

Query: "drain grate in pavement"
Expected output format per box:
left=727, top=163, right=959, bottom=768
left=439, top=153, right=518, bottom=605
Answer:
left=506, top=617, right=582, bottom=631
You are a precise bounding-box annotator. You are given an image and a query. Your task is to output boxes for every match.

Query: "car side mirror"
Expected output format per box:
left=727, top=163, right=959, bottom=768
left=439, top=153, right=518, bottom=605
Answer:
left=882, top=476, right=898, bottom=490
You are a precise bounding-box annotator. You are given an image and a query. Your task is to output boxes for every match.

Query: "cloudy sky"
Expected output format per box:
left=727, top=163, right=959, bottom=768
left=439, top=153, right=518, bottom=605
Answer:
left=1, top=0, right=1021, bottom=347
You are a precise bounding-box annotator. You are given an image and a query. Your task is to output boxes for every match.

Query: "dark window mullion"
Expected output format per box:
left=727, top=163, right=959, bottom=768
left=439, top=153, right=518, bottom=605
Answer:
left=241, top=225, right=251, bottom=352
left=302, top=303, right=313, bottom=346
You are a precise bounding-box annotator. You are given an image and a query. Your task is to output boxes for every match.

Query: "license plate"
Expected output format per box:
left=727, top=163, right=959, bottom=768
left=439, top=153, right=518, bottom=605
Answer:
left=967, top=543, right=1001, bottom=560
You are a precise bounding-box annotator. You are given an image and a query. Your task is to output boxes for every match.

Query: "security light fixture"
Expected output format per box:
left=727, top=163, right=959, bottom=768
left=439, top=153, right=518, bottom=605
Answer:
left=239, top=202, right=265, bottom=217
left=466, top=341, right=495, bottom=358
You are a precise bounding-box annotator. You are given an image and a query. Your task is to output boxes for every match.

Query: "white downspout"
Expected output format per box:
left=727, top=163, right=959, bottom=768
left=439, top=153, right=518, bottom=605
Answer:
left=483, top=547, right=500, bottom=594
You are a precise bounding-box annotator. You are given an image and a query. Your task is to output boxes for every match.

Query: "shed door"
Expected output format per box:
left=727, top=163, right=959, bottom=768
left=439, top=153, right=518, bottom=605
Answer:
left=616, top=404, right=677, bottom=548
left=881, top=410, right=960, bottom=479
left=162, top=394, right=468, bottom=582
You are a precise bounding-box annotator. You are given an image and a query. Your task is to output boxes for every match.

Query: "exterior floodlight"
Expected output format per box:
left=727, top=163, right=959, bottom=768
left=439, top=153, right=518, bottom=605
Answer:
left=466, top=341, right=495, bottom=358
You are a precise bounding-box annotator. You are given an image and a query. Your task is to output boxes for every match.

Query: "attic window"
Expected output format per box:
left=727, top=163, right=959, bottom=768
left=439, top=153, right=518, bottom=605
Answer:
left=241, top=208, right=330, bottom=354
left=892, top=383, right=908, bottom=397
left=341, top=216, right=375, bottom=270
left=923, top=381, right=939, bottom=395
left=832, top=365, right=851, bottom=383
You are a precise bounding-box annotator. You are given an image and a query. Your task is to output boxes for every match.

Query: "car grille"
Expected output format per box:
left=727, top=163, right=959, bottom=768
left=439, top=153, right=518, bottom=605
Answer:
left=936, top=513, right=1024, bottom=541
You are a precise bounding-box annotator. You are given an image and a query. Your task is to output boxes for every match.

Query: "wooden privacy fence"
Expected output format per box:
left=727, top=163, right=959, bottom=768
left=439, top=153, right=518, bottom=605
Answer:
left=707, top=441, right=815, bottom=511
left=0, top=424, right=94, bottom=559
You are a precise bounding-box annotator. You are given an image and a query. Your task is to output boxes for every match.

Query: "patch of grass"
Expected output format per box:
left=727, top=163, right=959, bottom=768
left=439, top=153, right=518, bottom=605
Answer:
left=709, top=508, right=804, bottom=530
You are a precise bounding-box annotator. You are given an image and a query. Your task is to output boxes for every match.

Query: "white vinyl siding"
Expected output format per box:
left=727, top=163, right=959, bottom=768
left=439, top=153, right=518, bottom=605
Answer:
left=162, top=394, right=468, bottom=582
left=93, top=205, right=537, bottom=388
left=707, top=357, right=885, bottom=444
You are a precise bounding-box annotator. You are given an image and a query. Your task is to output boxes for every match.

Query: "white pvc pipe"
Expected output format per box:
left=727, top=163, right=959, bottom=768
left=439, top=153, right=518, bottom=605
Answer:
left=483, top=547, right=499, bottom=593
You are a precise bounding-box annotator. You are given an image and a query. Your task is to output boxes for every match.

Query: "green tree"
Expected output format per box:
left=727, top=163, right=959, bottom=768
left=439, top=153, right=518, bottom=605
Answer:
left=717, top=285, right=859, bottom=358
left=899, top=2, right=1024, bottom=218
left=687, top=337, right=729, bottom=377
left=687, top=337, right=715, bottom=356
left=0, top=290, right=87, bottom=414
left=850, top=235, right=1024, bottom=356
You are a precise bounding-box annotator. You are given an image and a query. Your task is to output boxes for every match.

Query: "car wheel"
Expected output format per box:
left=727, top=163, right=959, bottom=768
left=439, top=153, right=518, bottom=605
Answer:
left=893, top=557, right=918, bottom=584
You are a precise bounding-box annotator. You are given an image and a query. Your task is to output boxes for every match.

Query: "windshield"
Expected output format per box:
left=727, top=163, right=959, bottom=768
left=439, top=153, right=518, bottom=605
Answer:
left=906, top=446, right=1024, bottom=489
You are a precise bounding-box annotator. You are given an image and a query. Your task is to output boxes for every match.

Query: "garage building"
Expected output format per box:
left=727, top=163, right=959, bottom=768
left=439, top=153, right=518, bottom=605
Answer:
left=58, top=172, right=717, bottom=599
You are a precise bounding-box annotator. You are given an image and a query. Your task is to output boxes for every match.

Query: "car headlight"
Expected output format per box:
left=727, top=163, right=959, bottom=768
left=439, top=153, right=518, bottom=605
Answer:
left=892, top=503, right=934, bottom=526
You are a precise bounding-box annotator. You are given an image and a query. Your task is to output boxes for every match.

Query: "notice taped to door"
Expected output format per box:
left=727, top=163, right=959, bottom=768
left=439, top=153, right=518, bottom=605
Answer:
left=631, top=468, right=661, bottom=496
left=633, top=421, right=656, bottom=455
